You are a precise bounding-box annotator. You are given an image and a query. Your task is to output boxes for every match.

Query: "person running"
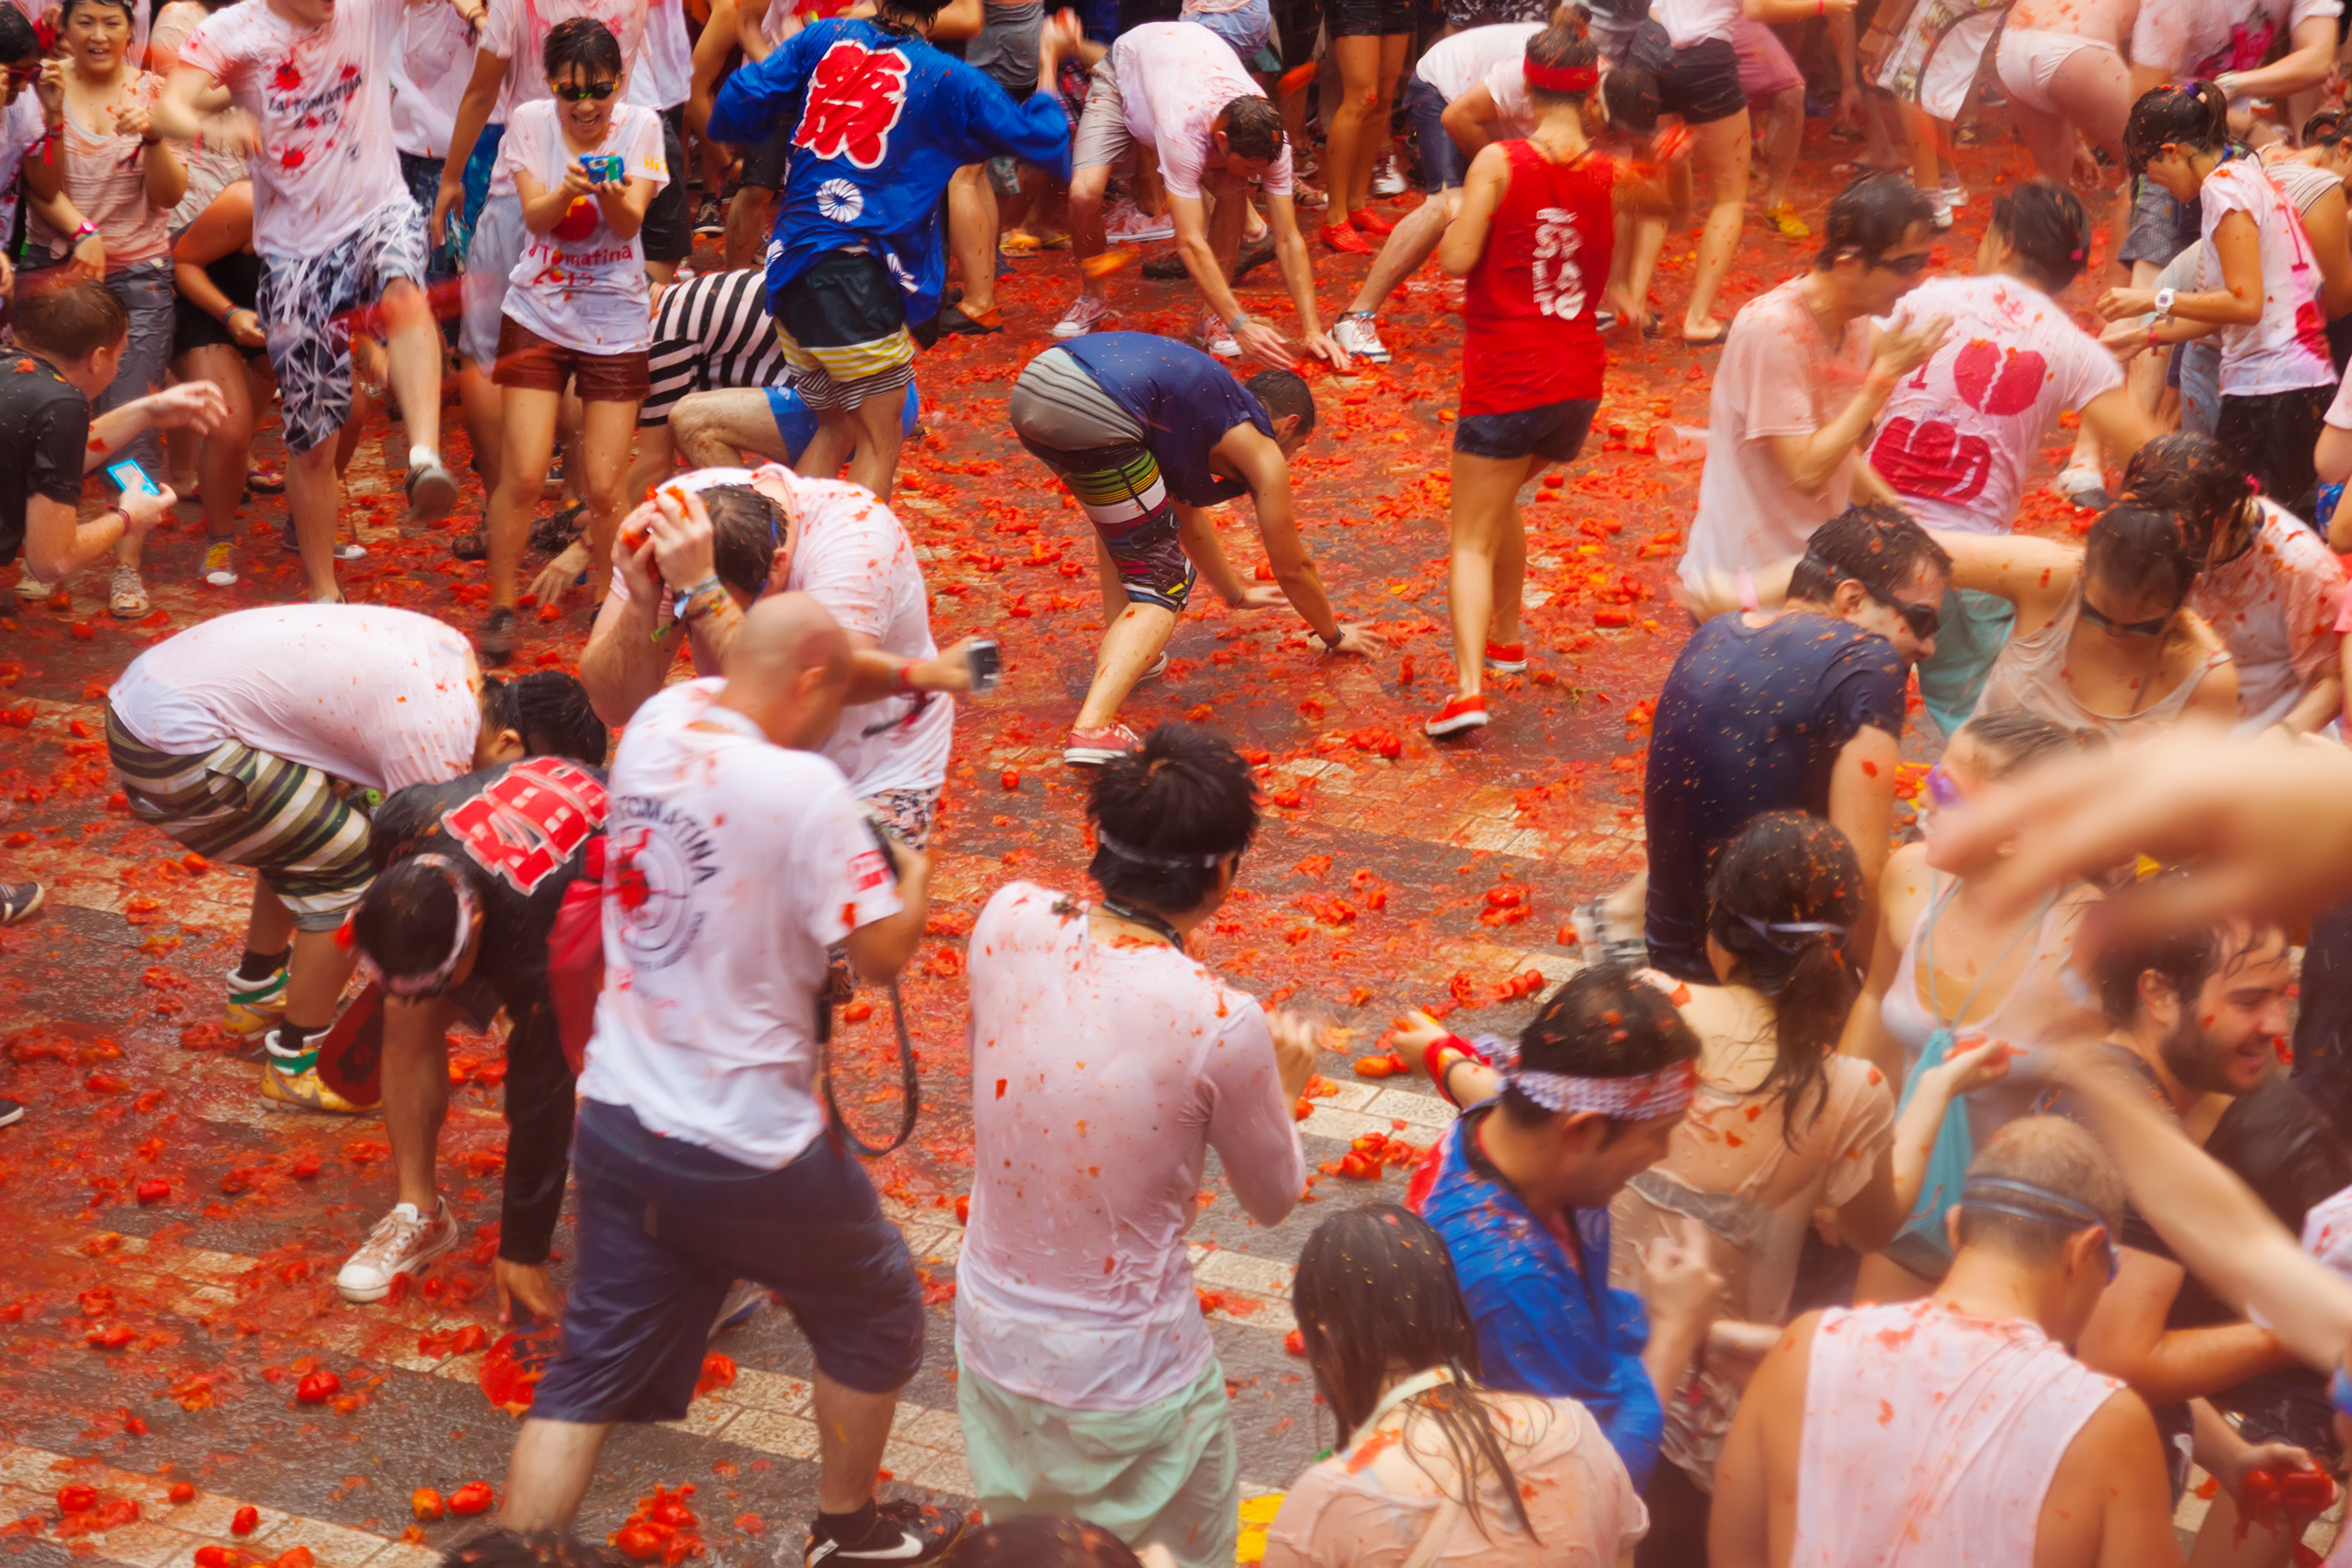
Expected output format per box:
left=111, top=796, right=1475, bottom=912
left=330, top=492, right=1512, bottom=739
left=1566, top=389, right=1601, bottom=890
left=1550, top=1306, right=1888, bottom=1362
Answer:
left=493, top=595, right=960, bottom=1568
left=1004, top=333, right=1372, bottom=766
left=1263, top=1204, right=1651, bottom=1568
left=2097, top=82, right=2339, bottom=521
left=104, top=607, right=517, bottom=1112
left=1841, top=709, right=2102, bottom=1301
left=334, top=673, right=610, bottom=1319
left=1676, top=172, right=1946, bottom=599
left=707, top=0, right=1073, bottom=499
left=1869, top=182, right=2158, bottom=737
left=1050, top=19, right=1340, bottom=370
left=476, top=18, right=669, bottom=666
left=956, top=724, right=1313, bottom=1568
left=154, top=0, right=462, bottom=604
left=1711, top=1118, right=2180, bottom=1568
left=1424, top=25, right=1688, bottom=739
left=19, top=0, right=186, bottom=619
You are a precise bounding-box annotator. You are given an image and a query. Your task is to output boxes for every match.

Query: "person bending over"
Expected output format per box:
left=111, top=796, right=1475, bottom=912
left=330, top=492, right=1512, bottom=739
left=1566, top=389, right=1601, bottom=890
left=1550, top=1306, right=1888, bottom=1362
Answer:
left=1005, top=334, right=1371, bottom=766
left=1711, top=1118, right=2180, bottom=1568
left=336, top=673, right=611, bottom=1320
left=956, top=723, right=1313, bottom=1568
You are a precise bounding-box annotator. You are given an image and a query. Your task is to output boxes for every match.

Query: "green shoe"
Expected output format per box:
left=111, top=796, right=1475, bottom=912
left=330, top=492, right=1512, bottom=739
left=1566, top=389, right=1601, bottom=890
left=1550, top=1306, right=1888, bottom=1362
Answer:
left=223, top=964, right=289, bottom=1036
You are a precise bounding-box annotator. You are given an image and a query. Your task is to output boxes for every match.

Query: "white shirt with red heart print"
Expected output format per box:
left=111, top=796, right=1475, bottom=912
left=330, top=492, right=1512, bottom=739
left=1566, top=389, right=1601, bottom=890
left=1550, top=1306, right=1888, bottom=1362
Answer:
left=1870, top=274, right=2121, bottom=535
left=498, top=99, right=670, bottom=357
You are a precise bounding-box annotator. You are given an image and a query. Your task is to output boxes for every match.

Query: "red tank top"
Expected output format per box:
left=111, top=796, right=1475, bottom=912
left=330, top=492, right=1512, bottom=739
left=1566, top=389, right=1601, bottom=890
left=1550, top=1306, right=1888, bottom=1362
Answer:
left=1460, top=140, right=1616, bottom=417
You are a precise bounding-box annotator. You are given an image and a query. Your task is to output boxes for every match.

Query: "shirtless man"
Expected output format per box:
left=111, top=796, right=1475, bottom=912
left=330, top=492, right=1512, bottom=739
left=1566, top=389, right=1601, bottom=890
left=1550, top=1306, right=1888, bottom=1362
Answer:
left=1712, top=1117, right=2182, bottom=1568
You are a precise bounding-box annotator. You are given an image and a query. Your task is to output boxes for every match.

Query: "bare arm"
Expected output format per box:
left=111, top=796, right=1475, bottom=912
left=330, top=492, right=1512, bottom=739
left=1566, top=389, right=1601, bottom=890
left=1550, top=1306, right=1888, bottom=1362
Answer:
left=1709, top=1315, right=1814, bottom=1568
left=1836, top=1039, right=2014, bottom=1254
left=1436, top=142, right=1507, bottom=276
left=2319, top=424, right=2352, bottom=495
left=2298, top=185, right=2352, bottom=320
left=1440, top=84, right=1503, bottom=158
left=2041, top=1391, right=2185, bottom=1568
left=1836, top=847, right=1922, bottom=1093
left=2075, top=1246, right=2292, bottom=1405
left=1827, top=726, right=1900, bottom=888
left=2097, top=209, right=2264, bottom=328
left=1214, top=425, right=1366, bottom=651
left=687, top=0, right=739, bottom=138
left=1930, top=529, right=2083, bottom=631
left=2077, top=385, right=2160, bottom=467
left=2216, top=15, right=2338, bottom=102
left=840, top=837, right=930, bottom=980
left=433, top=50, right=508, bottom=244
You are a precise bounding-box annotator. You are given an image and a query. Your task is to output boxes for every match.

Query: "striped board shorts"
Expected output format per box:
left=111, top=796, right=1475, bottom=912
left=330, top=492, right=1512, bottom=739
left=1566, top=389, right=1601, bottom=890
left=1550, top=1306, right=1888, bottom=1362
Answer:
left=772, top=248, right=916, bottom=411
left=1008, top=348, right=1196, bottom=614
left=105, top=707, right=375, bottom=932
left=640, top=267, right=789, bottom=429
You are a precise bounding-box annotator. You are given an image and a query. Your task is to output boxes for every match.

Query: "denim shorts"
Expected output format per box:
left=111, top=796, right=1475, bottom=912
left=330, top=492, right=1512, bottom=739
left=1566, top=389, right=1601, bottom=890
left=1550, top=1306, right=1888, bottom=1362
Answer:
left=528, top=1099, right=926, bottom=1423
left=1454, top=396, right=1599, bottom=463
left=1404, top=72, right=1465, bottom=191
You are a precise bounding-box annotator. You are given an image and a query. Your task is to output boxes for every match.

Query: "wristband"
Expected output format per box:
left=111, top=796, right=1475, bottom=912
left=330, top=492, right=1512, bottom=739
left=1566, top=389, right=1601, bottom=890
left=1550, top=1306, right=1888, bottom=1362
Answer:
left=2149, top=322, right=2162, bottom=352
left=1424, top=1032, right=1484, bottom=1105
left=1229, top=310, right=1254, bottom=333
left=894, top=659, right=918, bottom=694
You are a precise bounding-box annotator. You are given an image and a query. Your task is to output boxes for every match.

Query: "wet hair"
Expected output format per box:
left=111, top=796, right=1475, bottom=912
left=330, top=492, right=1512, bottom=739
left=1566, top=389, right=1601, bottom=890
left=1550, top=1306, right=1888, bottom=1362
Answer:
left=542, top=15, right=624, bottom=82
left=1788, top=502, right=1954, bottom=606
left=2090, top=901, right=2271, bottom=1028
left=13, top=274, right=128, bottom=362
left=2305, top=107, right=2351, bottom=149
left=1953, top=1117, right=2125, bottom=1265
left=1245, top=367, right=1316, bottom=438
left=1989, top=182, right=2092, bottom=293
left=351, top=857, right=469, bottom=993
left=2124, top=80, right=2230, bottom=176
left=1815, top=171, right=1935, bottom=270
left=1954, top=709, right=2098, bottom=777
left=481, top=671, right=609, bottom=766
left=873, top=0, right=950, bottom=26
left=939, top=1518, right=1144, bottom=1568
left=2119, top=432, right=2257, bottom=559
left=2204, top=1077, right=2352, bottom=1234
left=1524, top=23, right=1599, bottom=109
left=1503, top=964, right=1701, bottom=1132
left=1219, top=95, right=1287, bottom=164
left=57, top=0, right=135, bottom=30
left=1292, top=1205, right=1535, bottom=1542
left=0, top=4, right=34, bottom=58
left=1705, top=813, right=1865, bottom=1144
left=2082, top=501, right=2202, bottom=608
left=698, top=483, right=784, bottom=600
left=1600, top=28, right=1664, bottom=135
left=443, top=1532, right=628, bottom=1568
left=1086, top=722, right=1259, bottom=915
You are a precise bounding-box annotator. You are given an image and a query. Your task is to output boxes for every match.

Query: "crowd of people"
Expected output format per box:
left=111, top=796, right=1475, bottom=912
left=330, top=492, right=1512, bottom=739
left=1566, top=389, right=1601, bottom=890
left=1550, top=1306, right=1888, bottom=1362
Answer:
left=15, top=0, right=2352, bottom=1562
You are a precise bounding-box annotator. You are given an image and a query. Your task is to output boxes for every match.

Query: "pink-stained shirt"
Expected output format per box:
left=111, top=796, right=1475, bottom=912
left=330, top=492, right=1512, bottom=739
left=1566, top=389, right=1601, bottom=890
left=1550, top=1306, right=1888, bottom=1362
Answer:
left=1790, top=1300, right=2124, bottom=1567
left=1111, top=22, right=1294, bottom=204
left=956, top=882, right=1306, bottom=1411
left=1679, top=276, right=1875, bottom=593
left=2199, top=160, right=2335, bottom=398
left=2192, top=499, right=2343, bottom=731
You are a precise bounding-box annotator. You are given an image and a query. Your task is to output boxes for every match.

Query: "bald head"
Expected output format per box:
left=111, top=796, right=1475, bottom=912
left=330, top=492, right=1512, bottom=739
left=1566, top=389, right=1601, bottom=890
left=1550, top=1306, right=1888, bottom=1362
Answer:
left=715, top=593, right=853, bottom=749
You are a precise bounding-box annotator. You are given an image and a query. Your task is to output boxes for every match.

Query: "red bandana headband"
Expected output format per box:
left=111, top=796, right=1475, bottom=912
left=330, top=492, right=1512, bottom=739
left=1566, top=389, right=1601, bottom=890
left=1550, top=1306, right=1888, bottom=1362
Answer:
left=1524, top=60, right=1600, bottom=94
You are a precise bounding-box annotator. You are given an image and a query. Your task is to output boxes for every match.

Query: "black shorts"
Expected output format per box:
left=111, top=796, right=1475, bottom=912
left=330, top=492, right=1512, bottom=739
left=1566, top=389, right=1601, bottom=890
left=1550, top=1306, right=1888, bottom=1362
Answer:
left=1454, top=396, right=1599, bottom=463
left=641, top=107, right=692, bottom=264
left=1328, top=0, right=1410, bottom=35
left=773, top=248, right=917, bottom=410
left=1636, top=28, right=1747, bottom=125
left=2217, top=384, right=2333, bottom=524
left=741, top=119, right=794, bottom=191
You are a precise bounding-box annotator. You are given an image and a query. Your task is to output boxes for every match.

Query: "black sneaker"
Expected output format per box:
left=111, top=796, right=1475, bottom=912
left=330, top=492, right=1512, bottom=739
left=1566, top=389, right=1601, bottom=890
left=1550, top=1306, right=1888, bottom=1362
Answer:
left=803, top=1501, right=968, bottom=1566
left=0, top=1098, right=23, bottom=1128
left=480, top=607, right=517, bottom=667
left=0, top=880, right=45, bottom=924
left=694, top=195, right=724, bottom=236
left=933, top=302, right=1001, bottom=336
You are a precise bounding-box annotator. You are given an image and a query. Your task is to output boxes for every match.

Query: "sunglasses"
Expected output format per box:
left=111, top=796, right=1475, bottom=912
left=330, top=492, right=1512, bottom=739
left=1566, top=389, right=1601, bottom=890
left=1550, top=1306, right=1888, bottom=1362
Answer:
left=2079, top=593, right=2180, bottom=638
left=553, top=79, right=617, bottom=101
left=1861, top=580, right=1942, bottom=640
left=1923, top=762, right=1966, bottom=811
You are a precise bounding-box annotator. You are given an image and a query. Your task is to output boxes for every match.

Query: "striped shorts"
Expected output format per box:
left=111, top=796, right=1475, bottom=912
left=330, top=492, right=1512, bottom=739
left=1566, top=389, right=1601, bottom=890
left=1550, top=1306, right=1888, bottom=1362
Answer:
left=105, top=707, right=376, bottom=931
left=772, top=249, right=915, bottom=412
left=640, top=267, right=789, bottom=429
left=1009, top=349, right=1196, bottom=613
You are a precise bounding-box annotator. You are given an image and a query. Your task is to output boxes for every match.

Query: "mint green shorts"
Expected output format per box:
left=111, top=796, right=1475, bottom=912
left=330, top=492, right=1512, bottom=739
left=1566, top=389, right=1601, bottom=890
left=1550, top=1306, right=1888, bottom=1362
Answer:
left=957, top=1355, right=1239, bottom=1568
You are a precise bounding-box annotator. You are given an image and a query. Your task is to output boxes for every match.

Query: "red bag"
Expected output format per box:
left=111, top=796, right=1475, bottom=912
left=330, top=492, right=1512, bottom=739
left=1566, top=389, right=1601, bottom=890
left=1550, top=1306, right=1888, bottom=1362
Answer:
left=547, top=837, right=605, bottom=1076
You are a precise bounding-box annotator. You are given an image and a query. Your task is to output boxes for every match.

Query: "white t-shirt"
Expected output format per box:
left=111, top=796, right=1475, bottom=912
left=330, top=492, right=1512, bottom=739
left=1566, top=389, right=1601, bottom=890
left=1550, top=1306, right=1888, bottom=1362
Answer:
left=0, top=92, right=40, bottom=246
left=1111, top=22, right=1294, bottom=203
left=393, top=2, right=480, bottom=159
left=956, top=882, right=1305, bottom=1411
left=2200, top=160, right=2337, bottom=397
left=1415, top=22, right=1540, bottom=101
left=1680, top=276, right=1876, bottom=590
left=626, top=0, right=693, bottom=111
left=607, top=466, right=955, bottom=797
left=2191, top=498, right=2344, bottom=731
left=1479, top=54, right=1539, bottom=138
left=1869, top=275, right=2121, bottom=534
left=1655, top=0, right=1740, bottom=47
left=577, top=678, right=901, bottom=1170
left=2132, top=0, right=2293, bottom=76
left=481, top=0, right=651, bottom=195
left=107, top=607, right=480, bottom=793
left=499, top=99, right=668, bottom=355
left=179, top=0, right=407, bottom=258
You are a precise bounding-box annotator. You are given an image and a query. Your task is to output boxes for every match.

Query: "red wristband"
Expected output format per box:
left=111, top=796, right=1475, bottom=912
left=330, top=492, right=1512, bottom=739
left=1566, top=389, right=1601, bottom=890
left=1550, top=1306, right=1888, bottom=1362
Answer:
left=895, top=659, right=917, bottom=694
left=1423, top=1032, right=1480, bottom=1102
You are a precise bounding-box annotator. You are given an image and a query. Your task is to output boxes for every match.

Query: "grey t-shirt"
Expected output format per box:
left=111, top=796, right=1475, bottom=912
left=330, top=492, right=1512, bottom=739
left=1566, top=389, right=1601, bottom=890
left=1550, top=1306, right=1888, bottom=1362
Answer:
left=968, top=0, right=1045, bottom=95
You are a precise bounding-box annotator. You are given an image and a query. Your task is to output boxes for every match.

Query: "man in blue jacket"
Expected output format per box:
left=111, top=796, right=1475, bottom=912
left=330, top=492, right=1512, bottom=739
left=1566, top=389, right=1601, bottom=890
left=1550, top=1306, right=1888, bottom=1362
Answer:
left=709, top=0, right=1074, bottom=500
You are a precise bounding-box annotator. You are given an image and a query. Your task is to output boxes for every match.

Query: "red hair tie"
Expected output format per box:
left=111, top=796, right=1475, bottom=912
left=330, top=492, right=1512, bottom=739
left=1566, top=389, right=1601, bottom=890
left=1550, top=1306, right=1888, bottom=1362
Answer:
left=1524, top=60, right=1599, bottom=94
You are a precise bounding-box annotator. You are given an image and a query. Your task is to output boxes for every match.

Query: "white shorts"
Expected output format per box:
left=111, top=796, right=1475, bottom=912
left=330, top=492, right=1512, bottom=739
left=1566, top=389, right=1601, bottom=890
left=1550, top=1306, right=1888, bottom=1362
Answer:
left=1994, top=26, right=2122, bottom=117
left=458, top=190, right=526, bottom=369
left=1876, top=2, right=2002, bottom=122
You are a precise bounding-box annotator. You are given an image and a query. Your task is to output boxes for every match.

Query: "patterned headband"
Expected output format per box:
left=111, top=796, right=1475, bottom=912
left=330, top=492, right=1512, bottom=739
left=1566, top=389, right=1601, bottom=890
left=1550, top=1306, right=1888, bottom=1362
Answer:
left=1507, top=1058, right=1698, bottom=1120
left=354, top=854, right=481, bottom=999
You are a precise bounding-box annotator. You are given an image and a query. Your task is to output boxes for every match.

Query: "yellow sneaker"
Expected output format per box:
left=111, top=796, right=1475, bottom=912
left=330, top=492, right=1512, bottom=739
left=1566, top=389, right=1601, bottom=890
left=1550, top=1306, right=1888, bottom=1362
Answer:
left=223, top=964, right=289, bottom=1037
left=260, top=1050, right=375, bottom=1114
left=1767, top=203, right=1812, bottom=240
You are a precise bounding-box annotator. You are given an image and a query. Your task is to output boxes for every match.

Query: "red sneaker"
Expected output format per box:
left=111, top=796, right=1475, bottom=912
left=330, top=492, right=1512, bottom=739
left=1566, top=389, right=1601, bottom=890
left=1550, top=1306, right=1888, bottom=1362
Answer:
left=1349, top=207, right=1396, bottom=237
left=1424, top=694, right=1490, bottom=738
left=1063, top=722, right=1143, bottom=766
left=1484, top=641, right=1527, bottom=674
left=1321, top=222, right=1373, bottom=255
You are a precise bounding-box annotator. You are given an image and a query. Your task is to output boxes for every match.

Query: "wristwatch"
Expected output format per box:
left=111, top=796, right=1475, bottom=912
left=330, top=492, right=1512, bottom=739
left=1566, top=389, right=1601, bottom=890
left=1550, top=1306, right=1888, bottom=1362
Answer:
left=2153, top=287, right=2177, bottom=319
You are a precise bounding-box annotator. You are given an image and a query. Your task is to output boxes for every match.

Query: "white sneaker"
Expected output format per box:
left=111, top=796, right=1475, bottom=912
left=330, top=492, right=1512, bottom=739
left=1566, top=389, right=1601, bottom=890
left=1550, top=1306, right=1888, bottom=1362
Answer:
left=1927, top=191, right=1954, bottom=231
left=1053, top=294, right=1115, bottom=339
left=1197, top=309, right=1241, bottom=359
left=334, top=541, right=367, bottom=561
left=1103, top=200, right=1175, bottom=244
left=1332, top=312, right=1389, bottom=364
left=336, top=1198, right=460, bottom=1303
left=1371, top=152, right=1406, bottom=197
left=1941, top=172, right=1968, bottom=206
left=200, top=539, right=238, bottom=587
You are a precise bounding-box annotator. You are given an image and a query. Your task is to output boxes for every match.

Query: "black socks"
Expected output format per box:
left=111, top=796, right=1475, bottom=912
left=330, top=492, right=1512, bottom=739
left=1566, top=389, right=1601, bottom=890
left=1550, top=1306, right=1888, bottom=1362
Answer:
left=235, top=946, right=291, bottom=983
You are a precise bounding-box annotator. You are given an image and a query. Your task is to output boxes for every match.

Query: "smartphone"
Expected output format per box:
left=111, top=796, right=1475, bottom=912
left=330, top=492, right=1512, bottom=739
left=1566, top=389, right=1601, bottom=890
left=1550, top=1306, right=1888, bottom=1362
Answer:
left=106, top=457, right=160, bottom=496
left=580, top=154, right=624, bottom=184
left=966, top=638, right=1002, bottom=695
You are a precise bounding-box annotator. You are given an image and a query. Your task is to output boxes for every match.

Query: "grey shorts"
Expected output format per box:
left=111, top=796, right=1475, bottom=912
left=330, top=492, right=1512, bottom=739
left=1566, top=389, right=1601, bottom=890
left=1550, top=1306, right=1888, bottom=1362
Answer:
left=1071, top=56, right=1134, bottom=172
left=1008, top=346, right=1146, bottom=451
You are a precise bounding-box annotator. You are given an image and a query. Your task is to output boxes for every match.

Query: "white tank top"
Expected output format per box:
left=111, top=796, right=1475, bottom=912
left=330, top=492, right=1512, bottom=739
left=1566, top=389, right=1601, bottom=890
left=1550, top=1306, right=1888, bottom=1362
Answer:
left=1792, top=1300, right=2123, bottom=1567
left=1975, top=582, right=2230, bottom=739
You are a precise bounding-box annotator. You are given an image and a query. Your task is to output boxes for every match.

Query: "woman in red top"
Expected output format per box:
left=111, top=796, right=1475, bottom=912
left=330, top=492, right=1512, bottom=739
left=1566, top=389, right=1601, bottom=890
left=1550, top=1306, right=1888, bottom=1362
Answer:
left=1426, top=27, right=1691, bottom=739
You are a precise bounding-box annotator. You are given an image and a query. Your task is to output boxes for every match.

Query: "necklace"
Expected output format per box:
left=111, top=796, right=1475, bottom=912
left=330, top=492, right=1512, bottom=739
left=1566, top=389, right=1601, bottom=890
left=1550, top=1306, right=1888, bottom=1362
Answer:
left=1095, top=899, right=1182, bottom=948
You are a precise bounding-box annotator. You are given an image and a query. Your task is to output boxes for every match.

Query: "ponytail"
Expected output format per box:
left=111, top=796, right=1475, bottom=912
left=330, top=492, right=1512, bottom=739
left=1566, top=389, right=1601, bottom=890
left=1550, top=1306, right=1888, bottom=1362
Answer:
left=2124, top=79, right=2230, bottom=175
